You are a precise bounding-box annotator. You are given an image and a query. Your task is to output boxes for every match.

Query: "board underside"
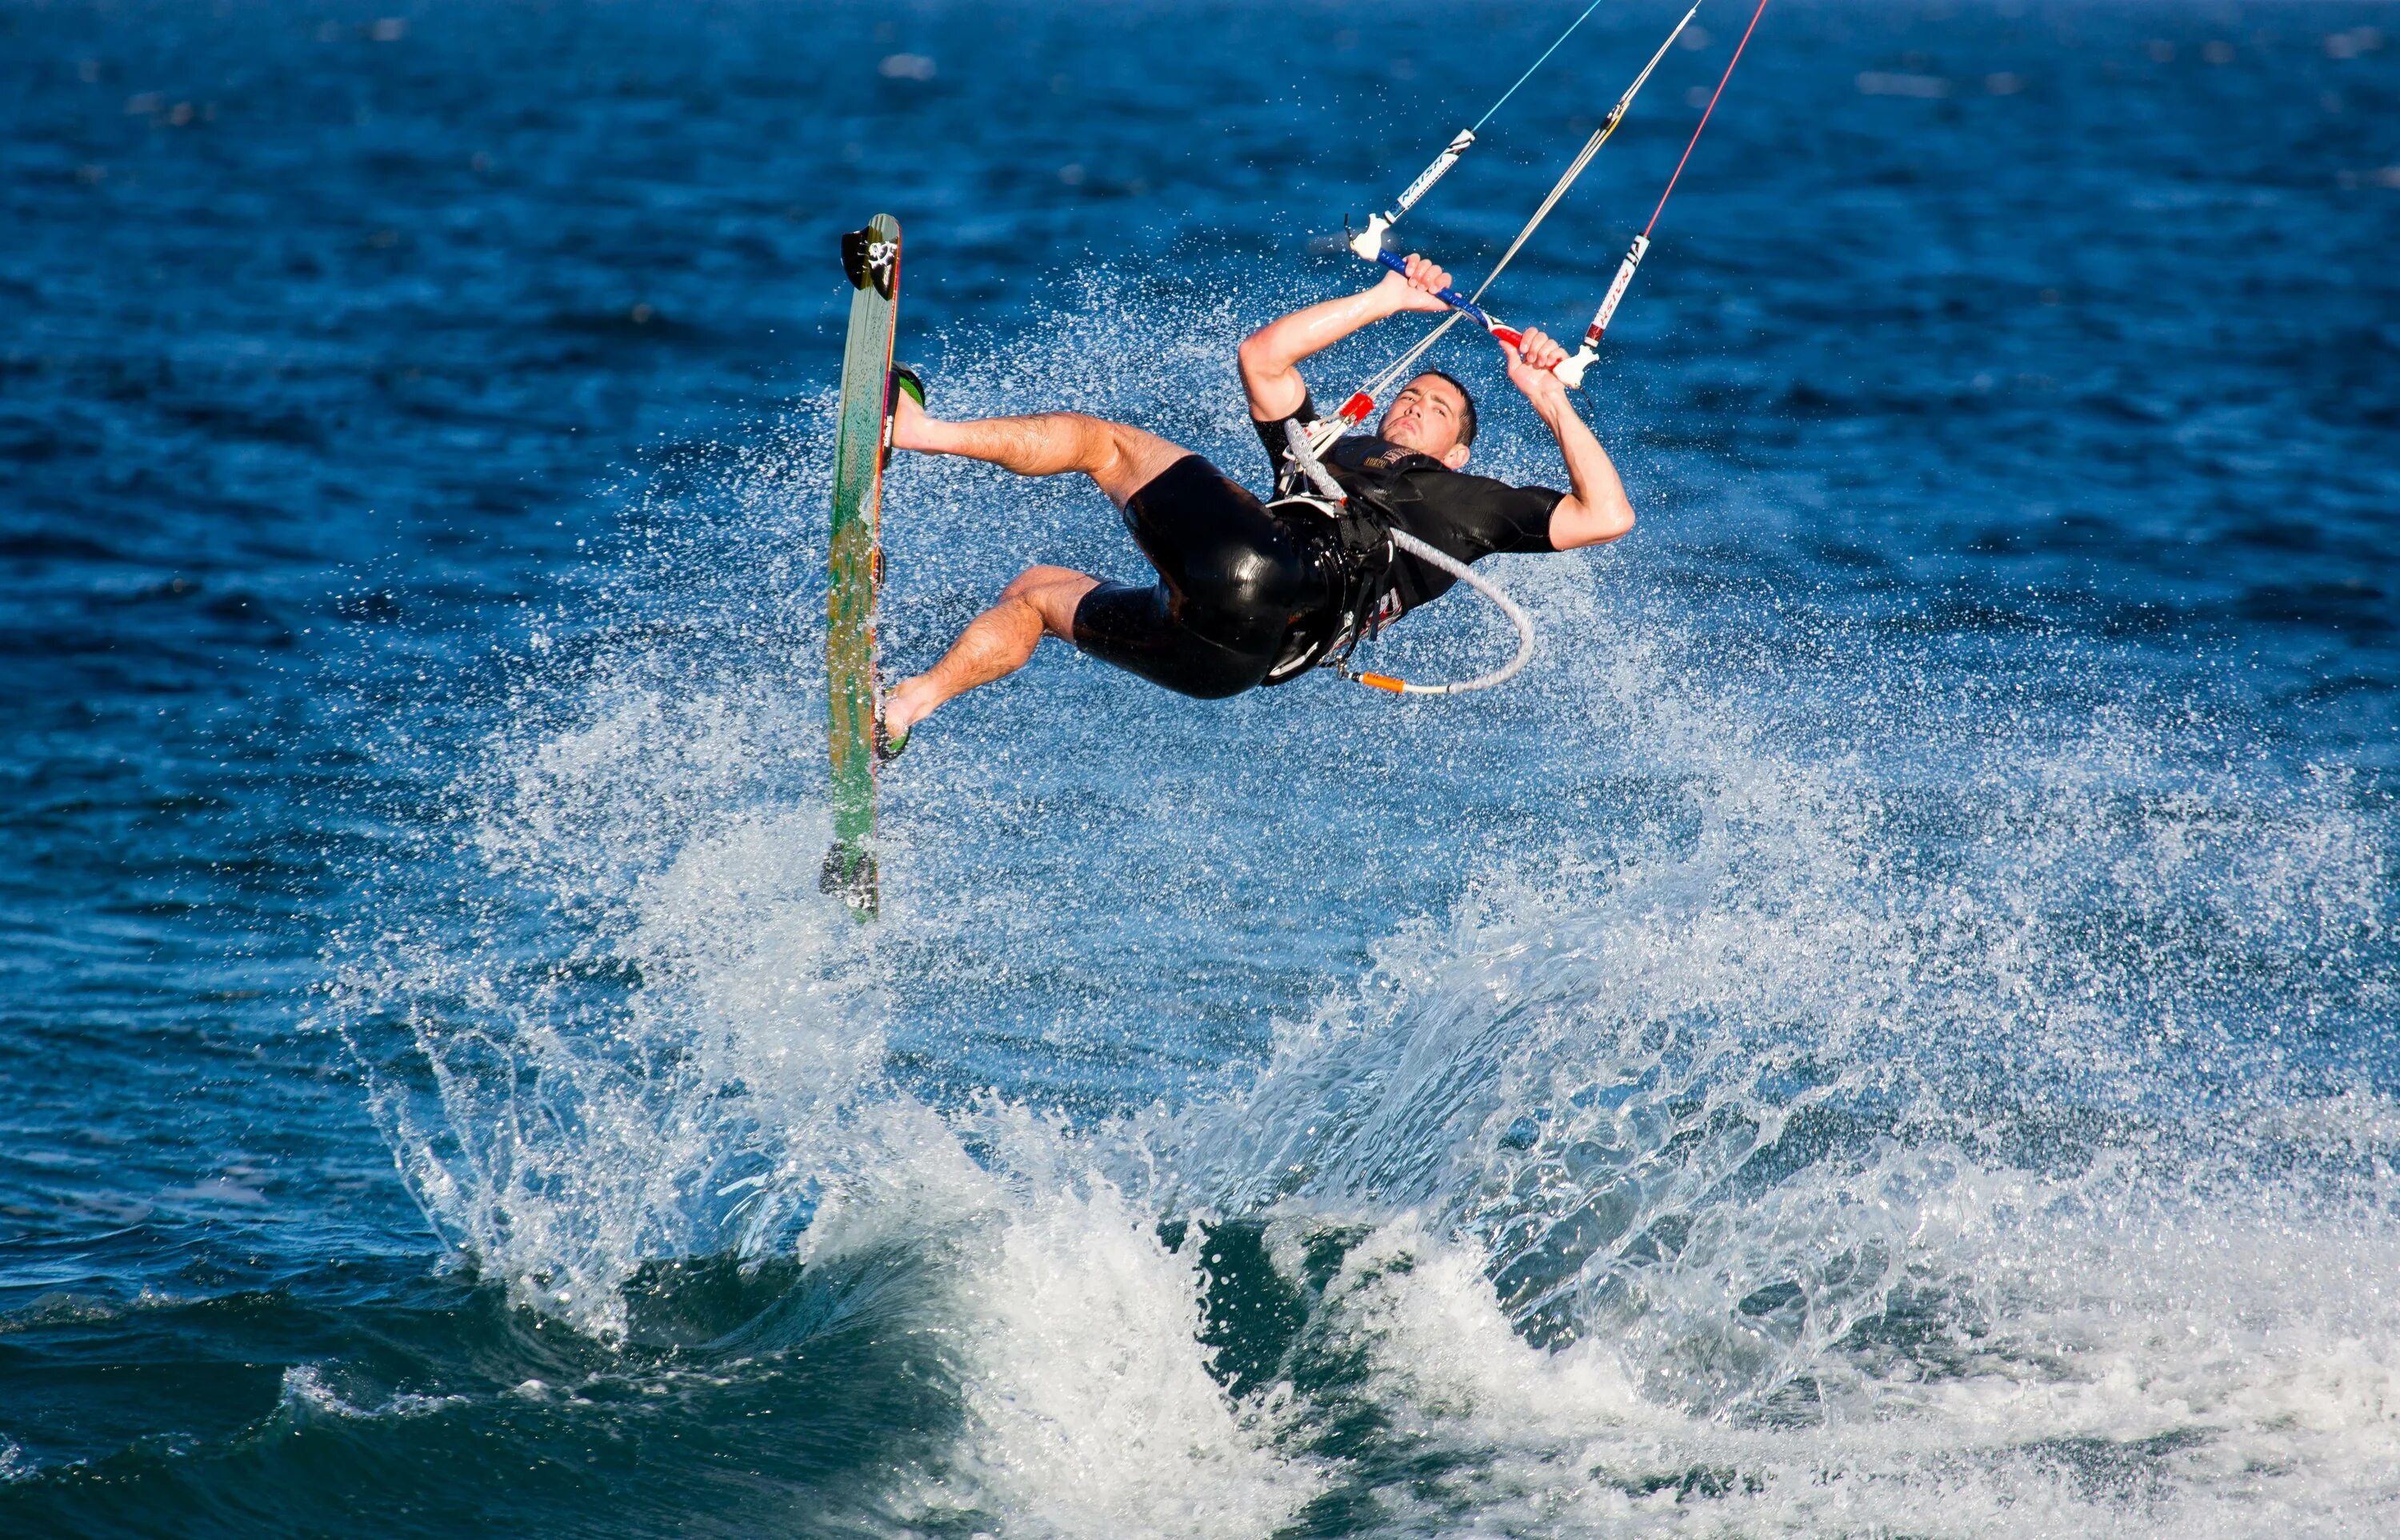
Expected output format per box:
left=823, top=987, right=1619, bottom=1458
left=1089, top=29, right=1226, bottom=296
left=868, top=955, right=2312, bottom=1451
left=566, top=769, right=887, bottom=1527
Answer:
left=820, top=214, right=899, bottom=918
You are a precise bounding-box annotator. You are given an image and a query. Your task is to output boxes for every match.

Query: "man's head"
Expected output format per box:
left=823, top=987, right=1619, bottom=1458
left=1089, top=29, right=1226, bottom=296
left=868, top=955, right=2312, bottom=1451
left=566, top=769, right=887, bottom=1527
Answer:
left=1378, top=370, right=1478, bottom=469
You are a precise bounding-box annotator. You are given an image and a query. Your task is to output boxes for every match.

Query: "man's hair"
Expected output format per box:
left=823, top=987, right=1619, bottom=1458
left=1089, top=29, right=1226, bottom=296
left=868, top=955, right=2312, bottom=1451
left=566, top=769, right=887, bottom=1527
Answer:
left=1409, top=369, right=1478, bottom=448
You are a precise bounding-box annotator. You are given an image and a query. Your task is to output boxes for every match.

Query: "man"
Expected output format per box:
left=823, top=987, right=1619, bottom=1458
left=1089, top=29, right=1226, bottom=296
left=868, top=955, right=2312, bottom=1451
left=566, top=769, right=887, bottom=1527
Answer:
left=875, top=254, right=1635, bottom=750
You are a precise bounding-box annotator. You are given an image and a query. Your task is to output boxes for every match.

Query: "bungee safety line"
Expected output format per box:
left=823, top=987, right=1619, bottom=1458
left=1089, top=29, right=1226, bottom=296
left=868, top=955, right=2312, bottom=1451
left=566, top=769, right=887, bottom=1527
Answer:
left=1362, top=529, right=1538, bottom=694
left=1293, top=0, right=1773, bottom=697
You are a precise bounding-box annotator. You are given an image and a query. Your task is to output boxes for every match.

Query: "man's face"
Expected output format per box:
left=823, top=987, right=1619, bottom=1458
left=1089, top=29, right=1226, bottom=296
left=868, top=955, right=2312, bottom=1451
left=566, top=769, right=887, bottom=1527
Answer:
left=1378, top=374, right=1471, bottom=467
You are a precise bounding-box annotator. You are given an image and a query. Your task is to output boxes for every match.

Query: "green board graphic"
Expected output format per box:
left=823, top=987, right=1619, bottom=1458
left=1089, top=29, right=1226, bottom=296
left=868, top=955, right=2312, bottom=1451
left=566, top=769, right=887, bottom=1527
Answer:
left=819, top=214, right=900, bottom=918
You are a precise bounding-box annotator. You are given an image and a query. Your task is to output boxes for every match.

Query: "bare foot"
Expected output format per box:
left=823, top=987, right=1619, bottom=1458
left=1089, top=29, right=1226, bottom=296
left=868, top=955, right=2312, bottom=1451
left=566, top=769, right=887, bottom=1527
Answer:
left=881, top=674, right=939, bottom=738
left=888, top=387, right=944, bottom=454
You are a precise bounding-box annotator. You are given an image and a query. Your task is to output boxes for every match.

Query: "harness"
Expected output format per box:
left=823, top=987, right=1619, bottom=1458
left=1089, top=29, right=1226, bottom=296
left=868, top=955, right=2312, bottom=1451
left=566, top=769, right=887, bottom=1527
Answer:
left=1258, top=489, right=1380, bottom=686
left=1264, top=420, right=1538, bottom=696
left=1258, top=428, right=1429, bottom=682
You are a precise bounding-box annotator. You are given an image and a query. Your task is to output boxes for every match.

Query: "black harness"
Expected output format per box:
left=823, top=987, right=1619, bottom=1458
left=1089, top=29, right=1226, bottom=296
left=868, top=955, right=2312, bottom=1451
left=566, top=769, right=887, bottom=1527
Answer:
left=1261, top=434, right=1441, bottom=685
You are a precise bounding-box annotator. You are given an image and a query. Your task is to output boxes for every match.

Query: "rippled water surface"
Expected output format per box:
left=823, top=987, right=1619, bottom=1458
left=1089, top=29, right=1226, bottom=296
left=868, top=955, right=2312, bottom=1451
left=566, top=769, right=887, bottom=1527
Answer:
left=4, top=0, right=2398, bottom=1534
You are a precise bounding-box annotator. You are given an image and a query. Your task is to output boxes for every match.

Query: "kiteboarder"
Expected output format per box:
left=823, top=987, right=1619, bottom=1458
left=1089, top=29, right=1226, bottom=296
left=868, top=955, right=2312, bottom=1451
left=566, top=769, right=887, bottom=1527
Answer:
left=874, top=253, right=1635, bottom=752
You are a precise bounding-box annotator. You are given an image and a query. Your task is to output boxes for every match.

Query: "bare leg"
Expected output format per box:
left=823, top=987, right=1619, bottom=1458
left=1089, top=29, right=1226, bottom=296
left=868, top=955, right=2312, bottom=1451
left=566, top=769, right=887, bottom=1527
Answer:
left=889, top=392, right=1186, bottom=509
left=883, top=566, right=1099, bottom=737
left=878, top=391, right=1187, bottom=736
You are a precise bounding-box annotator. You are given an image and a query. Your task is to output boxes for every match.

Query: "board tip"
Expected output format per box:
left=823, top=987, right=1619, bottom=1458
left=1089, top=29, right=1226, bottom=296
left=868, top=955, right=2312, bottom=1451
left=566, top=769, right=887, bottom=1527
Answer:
left=818, top=841, right=881, bottom=920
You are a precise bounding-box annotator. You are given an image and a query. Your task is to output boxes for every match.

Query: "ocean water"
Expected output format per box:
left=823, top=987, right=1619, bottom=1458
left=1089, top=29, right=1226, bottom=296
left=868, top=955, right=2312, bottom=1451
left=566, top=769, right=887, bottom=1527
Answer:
left=4, top=0, right=2398, bottom=1534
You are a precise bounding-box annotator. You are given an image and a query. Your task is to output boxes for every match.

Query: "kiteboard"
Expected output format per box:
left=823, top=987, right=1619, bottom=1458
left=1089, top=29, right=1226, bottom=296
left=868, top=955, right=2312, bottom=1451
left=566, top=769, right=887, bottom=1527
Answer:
left=819, top=214, right=901, bottom=918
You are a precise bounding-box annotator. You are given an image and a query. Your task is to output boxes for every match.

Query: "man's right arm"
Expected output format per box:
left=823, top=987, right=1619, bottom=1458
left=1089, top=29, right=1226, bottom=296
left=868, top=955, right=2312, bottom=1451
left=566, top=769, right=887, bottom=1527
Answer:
left=1236, top=255, right=1456, bottom=423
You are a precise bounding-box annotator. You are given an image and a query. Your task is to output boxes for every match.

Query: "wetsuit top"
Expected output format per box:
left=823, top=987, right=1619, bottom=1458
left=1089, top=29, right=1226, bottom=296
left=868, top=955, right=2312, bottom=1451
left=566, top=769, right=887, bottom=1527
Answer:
left=1253, top=395, right=1565, bottom=636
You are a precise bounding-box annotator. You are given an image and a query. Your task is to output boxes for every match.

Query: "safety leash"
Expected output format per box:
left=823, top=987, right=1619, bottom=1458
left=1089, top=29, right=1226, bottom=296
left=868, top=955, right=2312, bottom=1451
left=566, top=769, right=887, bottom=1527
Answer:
left=1350, top=529, right=1538, bottom=695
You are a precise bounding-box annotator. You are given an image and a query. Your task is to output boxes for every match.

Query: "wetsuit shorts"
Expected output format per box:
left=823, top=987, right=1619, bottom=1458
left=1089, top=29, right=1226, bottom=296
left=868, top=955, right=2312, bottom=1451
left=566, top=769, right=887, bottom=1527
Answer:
left=1071, top=454, right=1332, bottom=699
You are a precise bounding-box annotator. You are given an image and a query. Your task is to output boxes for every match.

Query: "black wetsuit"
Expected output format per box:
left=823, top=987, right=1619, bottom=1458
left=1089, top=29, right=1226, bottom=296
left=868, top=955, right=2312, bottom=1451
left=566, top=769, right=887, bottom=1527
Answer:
left=1070, top=395, right=1565, bottom=698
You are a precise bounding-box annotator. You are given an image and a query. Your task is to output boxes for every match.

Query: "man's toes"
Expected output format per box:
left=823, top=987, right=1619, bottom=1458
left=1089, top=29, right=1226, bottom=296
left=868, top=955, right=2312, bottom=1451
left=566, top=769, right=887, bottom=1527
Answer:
left=882, top=680, right=928, bottom=734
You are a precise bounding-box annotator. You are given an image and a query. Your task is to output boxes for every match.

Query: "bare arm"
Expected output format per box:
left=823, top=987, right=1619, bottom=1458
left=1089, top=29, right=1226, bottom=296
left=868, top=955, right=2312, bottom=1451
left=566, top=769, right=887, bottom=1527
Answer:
left=1505, top=328, right=1635, bottom=550
left=1236, top=255, right=1454, bottom=423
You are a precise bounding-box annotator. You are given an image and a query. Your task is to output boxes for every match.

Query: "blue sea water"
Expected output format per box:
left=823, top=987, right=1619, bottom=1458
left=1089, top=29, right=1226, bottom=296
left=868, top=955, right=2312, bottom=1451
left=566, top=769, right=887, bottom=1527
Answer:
left=4, top=0, right=2398, bottom=1533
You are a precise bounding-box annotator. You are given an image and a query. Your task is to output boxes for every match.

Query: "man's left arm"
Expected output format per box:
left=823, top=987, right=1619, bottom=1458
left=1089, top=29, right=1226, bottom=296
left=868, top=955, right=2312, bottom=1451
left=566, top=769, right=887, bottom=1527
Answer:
left=1506, top=329, right=1635, bottom=551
